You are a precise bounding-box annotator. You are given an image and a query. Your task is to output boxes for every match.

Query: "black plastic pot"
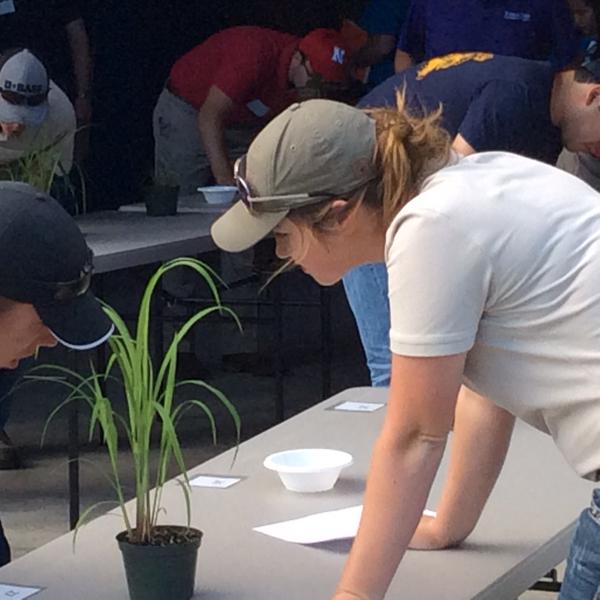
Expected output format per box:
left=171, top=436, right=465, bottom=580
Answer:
left=144, top=184, right=179, bottom=216
left=117, top=526, right=202, bottom=600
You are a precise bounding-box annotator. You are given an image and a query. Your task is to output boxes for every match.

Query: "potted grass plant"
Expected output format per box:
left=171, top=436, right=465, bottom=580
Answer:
left=34, top=257, right=241, bottom=600
left=143, top=169, right=180, bottom=216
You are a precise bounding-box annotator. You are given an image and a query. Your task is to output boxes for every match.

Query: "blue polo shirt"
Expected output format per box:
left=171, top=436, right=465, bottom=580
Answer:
left=358, top=53, right=562, bottom=165
left=397, top=0, right=580, bottom=69
left=359, top=0, right=410, bottom=85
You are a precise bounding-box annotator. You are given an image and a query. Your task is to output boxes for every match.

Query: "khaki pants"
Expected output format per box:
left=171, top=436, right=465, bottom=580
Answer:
left=152, top=88, right=257, bottom=194
left=556, top=148, right=600, bottom=194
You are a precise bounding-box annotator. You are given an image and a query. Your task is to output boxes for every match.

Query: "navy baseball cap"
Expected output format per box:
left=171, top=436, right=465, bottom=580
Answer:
left=0, top=181, right=113, bottom=349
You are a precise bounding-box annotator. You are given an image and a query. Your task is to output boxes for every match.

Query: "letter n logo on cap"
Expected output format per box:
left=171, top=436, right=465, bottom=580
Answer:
left=331, top=46, right=345, bottom=65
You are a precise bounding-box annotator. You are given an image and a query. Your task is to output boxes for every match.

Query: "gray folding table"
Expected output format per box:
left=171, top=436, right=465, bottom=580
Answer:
left=0, top=387, right=593, bottom=599
left=77, top=208, right=219, bottom=274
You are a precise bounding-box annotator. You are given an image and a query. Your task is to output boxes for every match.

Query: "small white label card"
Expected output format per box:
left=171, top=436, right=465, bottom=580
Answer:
left=254, top=504, right=436, bottom=544
left=331, top=401, right=385, bottom=413
left=0, top=583, right=43, bottom=599
left=190, top=474, right=242, bottom=489
left=246, top=99, right=270, bottom=117
left=0, top=0, right=15, bottom=16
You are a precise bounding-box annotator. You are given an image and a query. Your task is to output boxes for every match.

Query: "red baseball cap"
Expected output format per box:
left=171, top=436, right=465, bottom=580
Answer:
left=299, top=29, right=350, bottom=83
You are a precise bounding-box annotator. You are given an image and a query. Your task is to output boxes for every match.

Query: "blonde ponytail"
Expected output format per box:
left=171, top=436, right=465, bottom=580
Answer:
left=366, top=89, right=451, bottom=225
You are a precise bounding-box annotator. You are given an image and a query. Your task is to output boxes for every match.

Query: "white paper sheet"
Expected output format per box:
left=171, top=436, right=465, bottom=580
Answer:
left=254, top=505, right=436, bottom=544
left=0, top=583, right=42, bottom=599
left=190, top=474, right=242, bottom=489
left=332, top=401, right=385, bottom=413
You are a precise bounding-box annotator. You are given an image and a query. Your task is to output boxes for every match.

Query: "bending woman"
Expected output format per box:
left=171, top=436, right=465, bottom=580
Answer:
left=211, top=95, right=600, bottom=600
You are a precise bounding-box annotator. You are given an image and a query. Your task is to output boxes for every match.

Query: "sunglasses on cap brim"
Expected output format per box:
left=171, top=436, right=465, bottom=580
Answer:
left=233, top=155, right=334, bottom=213
left=0, top=249, right=94, bottom=304
left=0, top=89, right=48, bottom=107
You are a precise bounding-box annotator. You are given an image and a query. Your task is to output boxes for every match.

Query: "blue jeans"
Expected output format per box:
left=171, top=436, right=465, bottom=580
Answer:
left=342, top=263, right=391, bottom=387
left=0, top=520, right=9, bottom=567
left=560, top=488, right=600, bottom=599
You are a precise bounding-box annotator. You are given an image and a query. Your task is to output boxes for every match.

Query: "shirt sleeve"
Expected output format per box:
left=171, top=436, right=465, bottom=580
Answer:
left=211, top=39, right=268, bottom=105
left=458, top=80, right=538, bottom=154
left=360, top=0, right=410, bottom=37
left=386, top=207, right=491, bottom=356
left=46, top=83, right=76, bottom=174
left=546, top=0, right=581, bottom=68
left=396, top=0, right=426, bottom=61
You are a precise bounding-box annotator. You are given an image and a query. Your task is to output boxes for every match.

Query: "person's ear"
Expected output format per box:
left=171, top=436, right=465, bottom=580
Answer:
left=585, top=85, right=600, bottom=108
left=319, top=199, right=358, bottom=232
left=304, top=57, right=313, bottom=75
left=289, top=51, right=302, bottom=72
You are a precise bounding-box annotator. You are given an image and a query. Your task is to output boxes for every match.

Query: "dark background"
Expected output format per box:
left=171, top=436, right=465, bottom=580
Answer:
left=80, top=0, right=368, bottom=210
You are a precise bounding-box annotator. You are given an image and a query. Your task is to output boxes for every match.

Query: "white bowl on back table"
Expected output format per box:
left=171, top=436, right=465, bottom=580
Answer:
left=197, top=185, right=237, bottom=205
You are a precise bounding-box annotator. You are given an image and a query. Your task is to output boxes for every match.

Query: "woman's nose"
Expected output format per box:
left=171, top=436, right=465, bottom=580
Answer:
left=40, top=327, right=58, bottom=348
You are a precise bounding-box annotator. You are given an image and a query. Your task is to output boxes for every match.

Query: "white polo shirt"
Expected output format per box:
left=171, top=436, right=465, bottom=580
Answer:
left=0, top=80, right=75, bottom=174
left=386, top=151, right=600, bottom=479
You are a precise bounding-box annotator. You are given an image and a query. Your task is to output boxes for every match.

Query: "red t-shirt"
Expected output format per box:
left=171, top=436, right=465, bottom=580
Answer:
left=169, top=26, right=300, bottom=126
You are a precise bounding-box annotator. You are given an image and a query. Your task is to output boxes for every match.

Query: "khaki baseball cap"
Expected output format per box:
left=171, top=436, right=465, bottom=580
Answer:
left=211, top=99, right=377, bottom=253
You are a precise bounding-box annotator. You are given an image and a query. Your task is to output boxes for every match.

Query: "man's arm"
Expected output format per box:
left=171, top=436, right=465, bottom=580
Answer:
left=197, top=85, right=236, bottom=185
left=332, top=352, right=465, bottom=600
left=452, top=134, right=476, bottom=156
left=394, top=49, right=413, bottom=72
left=355, top=34, right=397, bottom=67
left=453, top=80, right=534, bottom=158
left=395, top=0, right=424, bottom=72
left=409, top=386, right=515, bottom=549
left=65, top=18, right=93, bottom=125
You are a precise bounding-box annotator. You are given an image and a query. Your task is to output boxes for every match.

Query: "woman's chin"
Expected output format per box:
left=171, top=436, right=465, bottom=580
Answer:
left=312, top=273, right=343, bottom=287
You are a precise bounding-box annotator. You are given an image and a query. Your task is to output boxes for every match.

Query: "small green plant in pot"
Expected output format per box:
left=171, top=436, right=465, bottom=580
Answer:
left=35, top=257, right=241, bottom=600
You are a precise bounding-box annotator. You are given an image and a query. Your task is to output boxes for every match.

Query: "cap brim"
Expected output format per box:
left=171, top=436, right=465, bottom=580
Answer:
left=35, top=291, right=114, bottom=351
left=0, top=98, right=47, bottom=127
left=210, top=200, right=288, bottom=253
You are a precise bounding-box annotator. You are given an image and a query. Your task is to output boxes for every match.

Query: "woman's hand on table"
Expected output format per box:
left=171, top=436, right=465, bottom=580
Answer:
left=408, top=514, right=449, bottom=550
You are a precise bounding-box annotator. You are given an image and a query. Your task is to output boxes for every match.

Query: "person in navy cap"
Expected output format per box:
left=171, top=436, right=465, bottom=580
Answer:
left=0, top=181, right=113, bottom=566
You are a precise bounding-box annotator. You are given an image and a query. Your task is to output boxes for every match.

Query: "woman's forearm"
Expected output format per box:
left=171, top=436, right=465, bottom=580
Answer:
left=334, top=429, right=447, bottom=600
left=429, top=387, right=515, bottom=546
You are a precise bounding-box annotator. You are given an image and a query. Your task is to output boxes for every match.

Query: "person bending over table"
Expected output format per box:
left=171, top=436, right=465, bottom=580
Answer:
left=0, top=181, right=113, bottom=565
left=342, top=49, right=600, bottom=387
left=211, top=98, right=600, bottom=600
left=153, top=26, right=352, bottom=193
left=0, top=48, right=75, bottom=178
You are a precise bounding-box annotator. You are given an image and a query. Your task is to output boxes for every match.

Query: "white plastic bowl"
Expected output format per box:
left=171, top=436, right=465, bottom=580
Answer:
left=263, top=448, right=353, bottom=493
left=197, top=185, right=237, bottom=205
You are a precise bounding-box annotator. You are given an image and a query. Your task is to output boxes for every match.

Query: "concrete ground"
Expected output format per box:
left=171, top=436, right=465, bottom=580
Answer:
left=0, top=264, right=563, bottom=598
